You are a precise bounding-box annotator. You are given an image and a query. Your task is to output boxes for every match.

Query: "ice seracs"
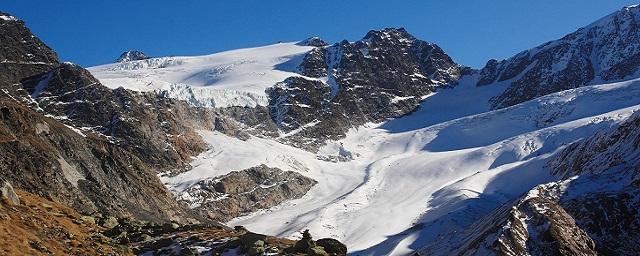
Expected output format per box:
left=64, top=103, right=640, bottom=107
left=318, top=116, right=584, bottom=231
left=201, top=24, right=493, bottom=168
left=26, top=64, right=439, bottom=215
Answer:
left=89, top=43, right=316, bottom=108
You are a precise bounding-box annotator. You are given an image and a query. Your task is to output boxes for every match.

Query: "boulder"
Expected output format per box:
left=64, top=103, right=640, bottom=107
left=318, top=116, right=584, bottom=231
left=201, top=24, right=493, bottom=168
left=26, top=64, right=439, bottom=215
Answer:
left=101, top=216, right=119, bottom=229
left=317, top=238, right=347, bottom=255
left=0, top=179, right=19, bottom=205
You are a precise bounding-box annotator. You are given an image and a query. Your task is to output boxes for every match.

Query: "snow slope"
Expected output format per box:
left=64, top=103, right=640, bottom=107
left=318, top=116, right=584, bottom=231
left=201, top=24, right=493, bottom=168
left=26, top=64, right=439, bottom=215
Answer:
left=88, top=43, right=315, bottom=108
left=161, top=76, right=640, bottom=255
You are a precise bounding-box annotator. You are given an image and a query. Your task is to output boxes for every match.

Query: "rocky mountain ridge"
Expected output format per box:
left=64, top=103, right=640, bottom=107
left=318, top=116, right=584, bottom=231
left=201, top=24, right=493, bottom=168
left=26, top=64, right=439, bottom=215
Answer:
left=116, top=50, right=150, bottom=63
left=0, top=11, right=318, bottom=227
left=266, top=28, right=465, bottom=150
left=478, top=5, right=640, bottom=109
left=3, top=4, right=640, bottom=256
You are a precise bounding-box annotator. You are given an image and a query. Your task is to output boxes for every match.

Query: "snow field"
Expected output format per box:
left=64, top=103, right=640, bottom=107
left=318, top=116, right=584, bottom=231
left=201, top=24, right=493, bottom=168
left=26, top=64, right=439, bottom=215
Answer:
left=162, top=76, right=640, bottom=254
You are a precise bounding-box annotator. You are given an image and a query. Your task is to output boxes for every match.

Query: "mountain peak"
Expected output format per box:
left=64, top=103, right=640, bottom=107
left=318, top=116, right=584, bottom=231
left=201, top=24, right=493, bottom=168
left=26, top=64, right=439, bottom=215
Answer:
left=363, top=27, right=415, bottom=42
left=0, top=12, right=18, bottom=22
left=623, top=3, right=640, bottom=11
left=116, top=50, right=150, bottom=63
left=478, top=3, right=640, bottom=109
left=297, top=36, right=327, bottom=47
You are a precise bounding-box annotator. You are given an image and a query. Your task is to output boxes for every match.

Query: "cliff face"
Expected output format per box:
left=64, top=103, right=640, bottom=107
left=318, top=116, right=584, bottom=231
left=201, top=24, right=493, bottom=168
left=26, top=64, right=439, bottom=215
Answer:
left=0, top=12, right=209, bottom=222
left=0, top=12, right=58, bottom=90
left=269, top=28, right=464, bottom=150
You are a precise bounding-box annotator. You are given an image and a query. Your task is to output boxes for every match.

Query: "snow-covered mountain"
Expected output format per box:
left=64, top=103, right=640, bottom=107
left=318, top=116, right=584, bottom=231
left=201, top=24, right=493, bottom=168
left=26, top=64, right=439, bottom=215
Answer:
left=84, top=5, right=640, bottom=255
left=89, top=43, right=317, bottom=108
left=90, top=28, right=466, bottom=150
left=3, top=3, right=640, bottom=256
left=479, top=4, right=640, bottom=109
left=160, top=75, right=640, bottom=255
left=116, top=50, right=150, bottom=62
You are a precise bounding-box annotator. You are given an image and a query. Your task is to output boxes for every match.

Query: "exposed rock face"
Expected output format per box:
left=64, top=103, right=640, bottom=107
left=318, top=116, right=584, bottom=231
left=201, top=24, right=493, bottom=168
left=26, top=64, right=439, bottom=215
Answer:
left=268, top=28, right=463, bottom=150
left=0, top=93, right=189, bottom=221
left=21, top=63, right=215, bottom=169
left=116, top=50, right=150, bottom=62
left=480, top=5, right=640, bottom=109
left=546, top=112, right=640, bottom=255
left=298, top=36, right=328, bottom=47
left=548, top=111, right=640, bottom=180
left=0, top=179, right=19, bottom=205
left=176, top=165, right=317, bottom=222
left=0, top=12, right=58, bottom=91
left=213, top=116, right=250, bottom=140
left=0, top=10, right=322, bottom=226
left=0, top=11, right=218, bottom=222
left=491, top=189, right=597, bottom=256
left=418, top=182, right=598, bottom=256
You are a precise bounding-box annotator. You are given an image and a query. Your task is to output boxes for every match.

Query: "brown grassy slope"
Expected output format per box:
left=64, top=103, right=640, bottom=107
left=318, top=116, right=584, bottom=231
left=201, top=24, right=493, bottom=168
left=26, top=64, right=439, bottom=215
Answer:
left=0, top=190, right=130, bottom=256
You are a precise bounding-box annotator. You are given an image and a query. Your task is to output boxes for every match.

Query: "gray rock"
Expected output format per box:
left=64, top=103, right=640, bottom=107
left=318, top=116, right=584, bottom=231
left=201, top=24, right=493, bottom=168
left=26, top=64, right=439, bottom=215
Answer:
left=297, top=37, right=328, bottom=47
left=116, top=50, right=150, bottom=63
left=214, top=116, right=250, bottom=140
left=316, top=238, right=347, bottom=255
left=0, top=179, right=19, bottom=205
left=178, top=165, right=317, bottom=222
left=80, top=215, right=96, bottom=225
left=101, top=216, right=119, bottom=229
left=267, top=28, right=464, bottom=151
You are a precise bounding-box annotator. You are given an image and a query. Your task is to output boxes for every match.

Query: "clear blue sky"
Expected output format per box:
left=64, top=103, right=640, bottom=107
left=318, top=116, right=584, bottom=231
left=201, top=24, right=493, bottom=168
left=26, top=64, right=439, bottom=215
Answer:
left=2, top=1, right=638, bottom=68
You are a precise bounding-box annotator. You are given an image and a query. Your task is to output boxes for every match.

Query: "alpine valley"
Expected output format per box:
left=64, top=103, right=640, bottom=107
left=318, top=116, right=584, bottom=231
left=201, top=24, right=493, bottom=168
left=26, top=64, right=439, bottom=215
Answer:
left=1, top=4, right=640, bottom=256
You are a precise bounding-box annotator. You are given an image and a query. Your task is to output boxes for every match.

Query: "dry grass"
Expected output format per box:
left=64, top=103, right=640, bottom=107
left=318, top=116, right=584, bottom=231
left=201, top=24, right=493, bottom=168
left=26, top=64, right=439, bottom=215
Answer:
left=0, top=190, right=130, bottom=256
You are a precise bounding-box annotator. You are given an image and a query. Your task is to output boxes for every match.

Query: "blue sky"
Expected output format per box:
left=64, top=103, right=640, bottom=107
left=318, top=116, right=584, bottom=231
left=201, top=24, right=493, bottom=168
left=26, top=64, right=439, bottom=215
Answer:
left=2, top=1, right=637, bottom=68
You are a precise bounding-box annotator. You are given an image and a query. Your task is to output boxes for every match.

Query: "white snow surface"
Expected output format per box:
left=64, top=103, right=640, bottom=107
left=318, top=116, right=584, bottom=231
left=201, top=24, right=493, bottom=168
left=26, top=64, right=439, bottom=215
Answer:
left=0, top=15, right=18, bottom=21
left=88, top=42, right=316, bottom=108
left=161, top=76, right=640, bottom=255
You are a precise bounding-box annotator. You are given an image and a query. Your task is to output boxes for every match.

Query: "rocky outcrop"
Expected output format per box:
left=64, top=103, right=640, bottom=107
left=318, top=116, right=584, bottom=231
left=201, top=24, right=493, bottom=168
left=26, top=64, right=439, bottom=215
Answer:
left=21, top=63, right=215, bottom=170
left=0, top=179, right=19, bottom=205
left=298, top=37, right=328, bottom=47
left=176, top=165, right=317, bottom=222
left=0, top=12, right=58, bottom=91
left=268, top=28, right=464, bottom=150
left=417, top=182, right=598, bottom=256
left=116, top=50, right=150, bottom=62
left=0, top=10, right=322, bottom=226
left=0, top=92, right=193, bottom=221
left=317, top=238, right=348, bottom=255
left=0, top=11, right=217, bottom=222
left=213, top=116, right=250, bottom=140
left=548, top=111, right=640, bottom=180
left=480, top=5, right=640, bottom=109
left=491, top=190, right=596, bottom=256
left=545, top=111, right=640, bottom=255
